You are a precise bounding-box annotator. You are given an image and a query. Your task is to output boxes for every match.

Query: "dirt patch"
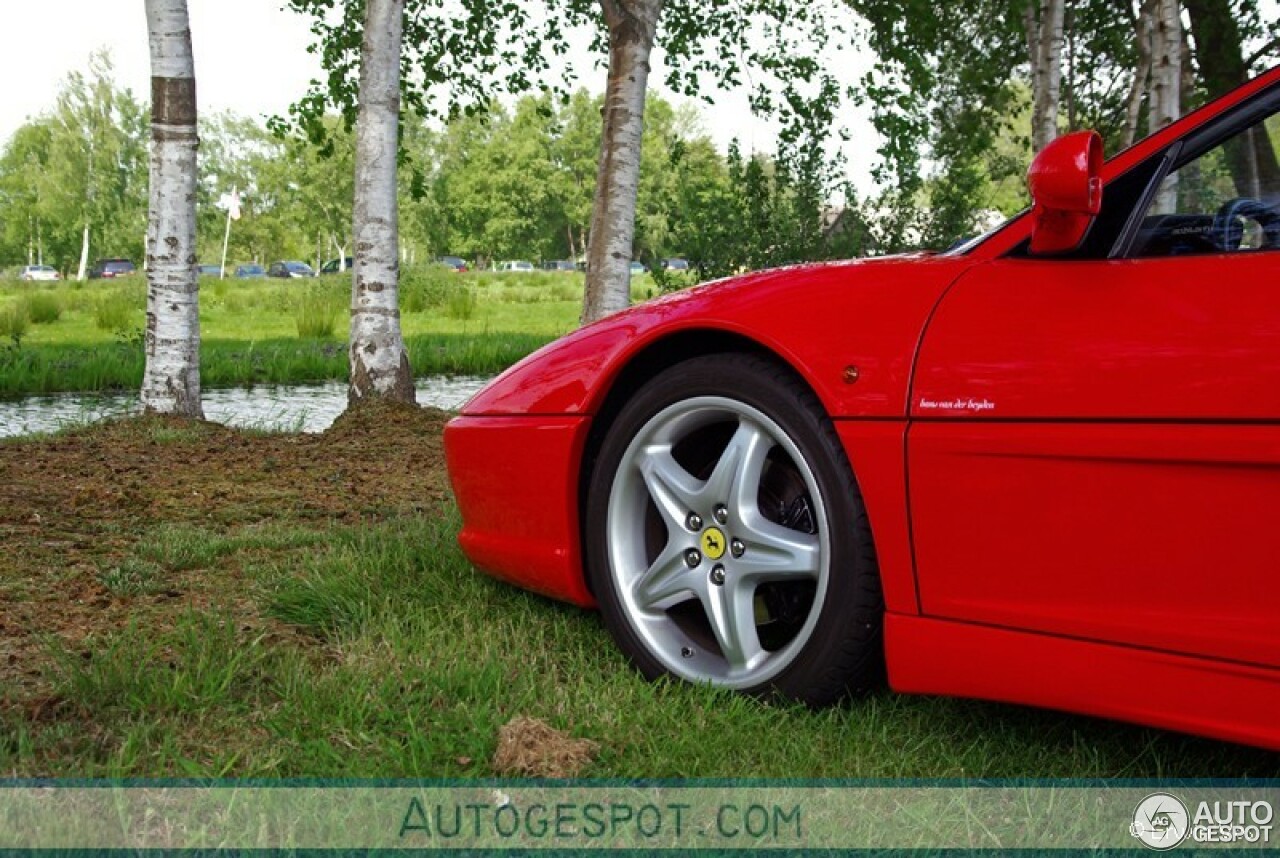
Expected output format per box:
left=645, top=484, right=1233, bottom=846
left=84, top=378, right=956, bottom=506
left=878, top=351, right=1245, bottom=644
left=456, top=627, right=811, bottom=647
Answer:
left=0, top=400, right=454, bottom=698
left=491, top=716, right=598, bottom=778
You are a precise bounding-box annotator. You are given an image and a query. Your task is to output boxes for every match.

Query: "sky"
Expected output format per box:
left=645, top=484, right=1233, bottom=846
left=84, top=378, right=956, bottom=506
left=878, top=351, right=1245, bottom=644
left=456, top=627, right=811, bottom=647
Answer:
left=0, top=0, right=883, bottom=194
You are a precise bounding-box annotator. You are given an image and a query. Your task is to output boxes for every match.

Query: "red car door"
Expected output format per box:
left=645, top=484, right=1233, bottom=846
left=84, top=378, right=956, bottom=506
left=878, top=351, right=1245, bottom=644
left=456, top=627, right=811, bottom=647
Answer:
left=908, top=103, right=1280, bottom=669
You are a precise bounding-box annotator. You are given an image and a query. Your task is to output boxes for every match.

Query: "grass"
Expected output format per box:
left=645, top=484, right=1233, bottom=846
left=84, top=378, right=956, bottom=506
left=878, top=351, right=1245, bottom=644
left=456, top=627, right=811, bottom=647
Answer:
left=0, top=267, right=656, bottom=396
left=293, top=285, right=342, bottom=339
left=22, top=292, right=62, bottom=325
left=0, top=333, right=550, bottom=396
left=0, top=407, right=1276, bottom=779
left=14, top=510, right=1280, bottom=779
left=0, top=303, right=28, bottom=343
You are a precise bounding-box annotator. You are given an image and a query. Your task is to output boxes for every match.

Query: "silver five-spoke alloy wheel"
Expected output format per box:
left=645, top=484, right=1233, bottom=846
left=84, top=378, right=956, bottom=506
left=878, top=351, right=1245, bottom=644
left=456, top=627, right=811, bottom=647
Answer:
left=605, top=396, right=830, bottom=688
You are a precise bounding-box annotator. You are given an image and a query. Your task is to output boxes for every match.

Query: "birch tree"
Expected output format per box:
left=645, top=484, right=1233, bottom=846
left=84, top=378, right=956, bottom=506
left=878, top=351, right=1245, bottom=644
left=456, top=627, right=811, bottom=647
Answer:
left=142, top=0, right=203, bottom=417
left=1149, top=0, right=1182, bottom=212
left=1184, top=0, right=1280, bottom=198
left=1150, top=0, right=1182, bottom=133
left=581, top=0, right=663, bottom=322
left=349, top=0, right=414, bottom=404
left=44, top=55, right=149, bottom=281
left=1121, top=0, right=1158, bottom=148
left=289, top=0, right=852, bottom=329
left=1024, top=0, right=1066, bottom=151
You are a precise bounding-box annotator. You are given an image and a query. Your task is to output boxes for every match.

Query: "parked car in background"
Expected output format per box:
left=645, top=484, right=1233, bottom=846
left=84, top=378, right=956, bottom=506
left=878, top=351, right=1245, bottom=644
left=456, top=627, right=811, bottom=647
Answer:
left=267, top=261, right=315, bottom=279
left=629, top=261, right=646, bottom=275
left=234, top=264, right=266, bottom=279
left=18, top=265, right=59, bottom=282
left=661, top=257, right=690, bottom=271
left=496, top=260, right=535, bottom=273
left=198, top=264, right=222, bottom=277
left=320, top=257, right=354, bottom=274
left=433, top=256, right=468, bottom=272
left=541, top=260, right=577, bottom=272
left=88, top=258, right=136, bottom=279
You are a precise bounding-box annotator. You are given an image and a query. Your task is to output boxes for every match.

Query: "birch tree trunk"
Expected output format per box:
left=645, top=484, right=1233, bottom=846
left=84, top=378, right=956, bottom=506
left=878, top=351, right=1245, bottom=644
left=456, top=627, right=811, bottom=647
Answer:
left=1185, top=0, right=1280, bottom=199
left=1150, top=0, right=1182, bottom=212
left=581, top=0, right=664, bottom=325
left=1150, top=0, right=1182, bottom=131
left=76, top=223, right=90, bottom=282
left=349, top=0, right=415, bottom=405
left=1024, top=0, right=1065, bottom=153
left=142, top=0, right=203, bottom=417
left=1121, top=0, right=1157, bottom=149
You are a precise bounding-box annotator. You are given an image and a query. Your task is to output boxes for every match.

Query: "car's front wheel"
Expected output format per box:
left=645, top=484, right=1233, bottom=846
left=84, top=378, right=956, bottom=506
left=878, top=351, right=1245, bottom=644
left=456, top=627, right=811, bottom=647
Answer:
left=586, top=353, right=883, bottom=705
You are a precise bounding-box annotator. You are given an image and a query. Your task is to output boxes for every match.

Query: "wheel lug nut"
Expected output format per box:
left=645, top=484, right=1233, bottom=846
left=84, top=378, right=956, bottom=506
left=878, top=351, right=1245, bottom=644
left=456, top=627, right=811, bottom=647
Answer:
left=713, top=505, right=729, bottom=525
left=730, top=539, right=745, bottom=558
left=684, top=549, right=702, bottom=568
left=709, top=564, right=726, bottom=586
left=686, top=513, right=703, bottom=531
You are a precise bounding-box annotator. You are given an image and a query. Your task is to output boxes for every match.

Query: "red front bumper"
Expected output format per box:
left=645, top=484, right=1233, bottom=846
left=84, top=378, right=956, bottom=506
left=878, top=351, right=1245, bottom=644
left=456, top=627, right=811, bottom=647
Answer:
left=444, top=415, right=596, bottom=607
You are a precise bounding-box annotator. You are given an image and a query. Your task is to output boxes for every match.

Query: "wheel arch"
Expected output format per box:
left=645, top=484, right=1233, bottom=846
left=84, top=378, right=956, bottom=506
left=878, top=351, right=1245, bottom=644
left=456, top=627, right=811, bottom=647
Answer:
left=575, top=328, right=860, bottom=597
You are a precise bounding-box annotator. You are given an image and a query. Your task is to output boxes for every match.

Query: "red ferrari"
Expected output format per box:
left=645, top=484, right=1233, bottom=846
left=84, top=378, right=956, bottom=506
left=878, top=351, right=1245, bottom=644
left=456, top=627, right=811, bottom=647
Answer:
left=445, top=68, right=1280, bottom=749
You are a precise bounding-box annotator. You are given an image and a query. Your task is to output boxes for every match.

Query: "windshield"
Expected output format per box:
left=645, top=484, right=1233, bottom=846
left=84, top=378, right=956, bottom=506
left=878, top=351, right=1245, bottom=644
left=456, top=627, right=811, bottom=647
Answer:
left=940, top=209, right=1029, bottom=256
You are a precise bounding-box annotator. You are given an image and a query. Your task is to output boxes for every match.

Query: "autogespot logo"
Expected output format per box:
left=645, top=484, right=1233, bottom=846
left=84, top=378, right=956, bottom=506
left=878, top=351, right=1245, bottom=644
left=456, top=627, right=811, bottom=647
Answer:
left=1129, top=794, right=1275, bottom=849
left=1130, top=793, right=1189, bottom=851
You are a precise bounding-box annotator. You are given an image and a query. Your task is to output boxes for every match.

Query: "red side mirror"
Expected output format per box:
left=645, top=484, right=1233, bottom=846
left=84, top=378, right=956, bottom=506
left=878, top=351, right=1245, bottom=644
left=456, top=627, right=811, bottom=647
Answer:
left=1027, top=130, right=1103, bottom=255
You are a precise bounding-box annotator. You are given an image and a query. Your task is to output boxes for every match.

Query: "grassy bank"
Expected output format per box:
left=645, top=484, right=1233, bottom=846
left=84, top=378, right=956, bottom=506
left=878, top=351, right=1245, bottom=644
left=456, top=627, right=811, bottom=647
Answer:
left=1, top=406, right=1275, bottom=778
left=0, top=333, right=551, bottom=396
left=0, top=268, right=653, bottom=395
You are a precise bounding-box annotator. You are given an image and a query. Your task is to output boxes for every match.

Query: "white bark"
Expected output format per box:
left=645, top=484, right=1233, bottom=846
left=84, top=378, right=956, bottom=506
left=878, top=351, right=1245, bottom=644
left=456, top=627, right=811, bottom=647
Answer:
left=1150, top=0, right=1182, bottom=130
left=1121, top=0, right=1157, bottom=149
left=142, top=0, right=202, bottom=417
left=1025, top=0, right=1066, bottom=152
left=76, top=223, right=89, bottom=282
left=582, top=0, right=664, bottom=325
left=349, top=0, right=414, bottom=404
left=1151, top=0, right=1182, bottom=211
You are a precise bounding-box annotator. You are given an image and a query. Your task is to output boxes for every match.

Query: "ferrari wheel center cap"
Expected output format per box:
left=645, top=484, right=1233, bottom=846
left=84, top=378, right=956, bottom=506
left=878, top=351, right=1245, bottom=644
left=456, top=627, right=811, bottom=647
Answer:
left=700, top=526, right=727, bottom=560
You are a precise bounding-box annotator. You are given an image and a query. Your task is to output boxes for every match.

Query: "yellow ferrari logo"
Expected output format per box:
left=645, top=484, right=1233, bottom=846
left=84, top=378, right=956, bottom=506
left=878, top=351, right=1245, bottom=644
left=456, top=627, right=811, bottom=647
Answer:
left=701, top=527, right=727, bottom=560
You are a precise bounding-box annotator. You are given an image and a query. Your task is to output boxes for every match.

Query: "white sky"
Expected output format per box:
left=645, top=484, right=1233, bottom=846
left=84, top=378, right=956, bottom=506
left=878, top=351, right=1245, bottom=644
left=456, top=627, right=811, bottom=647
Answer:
left=0, top=1, right=884, bottom=194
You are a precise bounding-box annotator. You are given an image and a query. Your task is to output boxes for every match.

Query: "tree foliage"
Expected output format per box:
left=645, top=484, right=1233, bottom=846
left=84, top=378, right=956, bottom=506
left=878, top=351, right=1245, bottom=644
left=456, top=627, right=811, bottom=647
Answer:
left=848, top=0, right=1280, bottom=249
left=0, top=53, right=148, bottom=273
left=0, top=75, right=857, bottom=275
left=284, top=0, right=856, bottom=321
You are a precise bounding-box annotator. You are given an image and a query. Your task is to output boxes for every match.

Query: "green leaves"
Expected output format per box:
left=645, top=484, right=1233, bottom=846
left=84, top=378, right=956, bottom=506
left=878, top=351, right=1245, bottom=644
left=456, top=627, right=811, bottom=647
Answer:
left=0, top=52, right=148, bottom=271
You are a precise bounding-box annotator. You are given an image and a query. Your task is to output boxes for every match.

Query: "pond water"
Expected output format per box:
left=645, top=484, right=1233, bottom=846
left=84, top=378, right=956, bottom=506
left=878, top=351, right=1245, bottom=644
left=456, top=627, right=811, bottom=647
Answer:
left=0, top=376, right=492, bottom=439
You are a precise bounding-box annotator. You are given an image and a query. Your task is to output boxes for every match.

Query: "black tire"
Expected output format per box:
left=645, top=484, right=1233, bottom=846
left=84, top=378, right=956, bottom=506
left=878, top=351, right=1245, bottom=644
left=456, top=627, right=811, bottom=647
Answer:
left=585, top=353, right=883, bottom=705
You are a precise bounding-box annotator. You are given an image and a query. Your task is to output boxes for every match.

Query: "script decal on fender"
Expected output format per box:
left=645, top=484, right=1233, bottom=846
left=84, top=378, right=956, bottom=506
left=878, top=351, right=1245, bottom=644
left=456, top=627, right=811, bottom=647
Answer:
left=917, top=397, right=997, bottom=413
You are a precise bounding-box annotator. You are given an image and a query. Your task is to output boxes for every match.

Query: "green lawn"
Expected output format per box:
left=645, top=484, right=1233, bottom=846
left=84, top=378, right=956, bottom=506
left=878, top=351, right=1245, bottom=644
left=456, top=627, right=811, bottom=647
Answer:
left=1, top=407, right=1274, bottom=779
left=0, top=269, right=662, bottom=395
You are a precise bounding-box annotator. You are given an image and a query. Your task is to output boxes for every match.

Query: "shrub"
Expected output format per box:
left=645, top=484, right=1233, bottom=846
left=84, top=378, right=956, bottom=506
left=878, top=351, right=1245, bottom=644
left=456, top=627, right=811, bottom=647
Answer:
left=400, top=265, right=456, bottom=313
left=0, top=302, right=29, bottom=342
left=93, top=290, right=137, bottom=333
left=22, top=292, right=62, bottom=324
left=550, top=281, right=581, bottom=302
left=294, top=286, right=341, bottom=339
left=444, top=287, right=478, bottom=321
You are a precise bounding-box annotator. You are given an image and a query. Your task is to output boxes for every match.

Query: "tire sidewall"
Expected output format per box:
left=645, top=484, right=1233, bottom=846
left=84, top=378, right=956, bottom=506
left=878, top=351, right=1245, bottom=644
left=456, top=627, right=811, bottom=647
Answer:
left=585, top=354, right=877, bottom=701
